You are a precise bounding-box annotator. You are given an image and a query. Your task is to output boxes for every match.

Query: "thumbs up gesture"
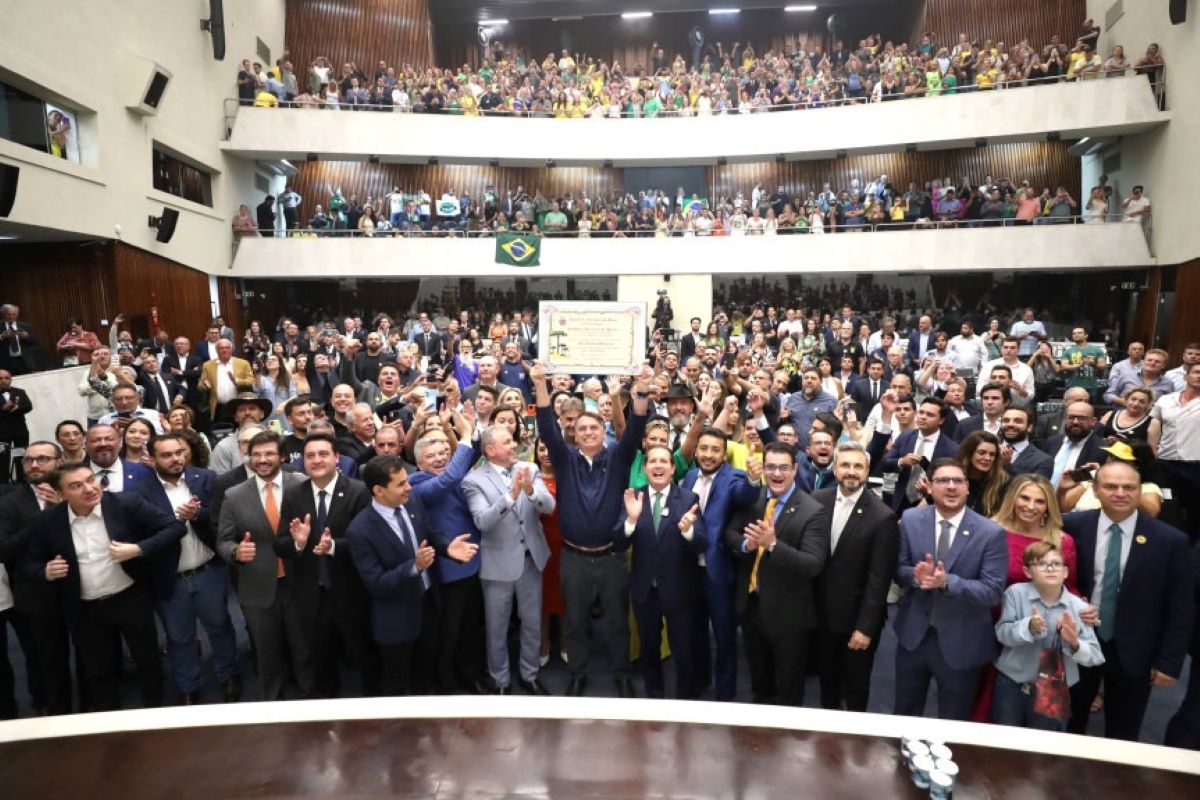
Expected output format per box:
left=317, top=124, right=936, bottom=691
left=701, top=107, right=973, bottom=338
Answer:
left=678, top=503, right=700, bottom=533
left=1029, top=605, right=1046, bottom=636
left=235, top=531, right=256, bottom=563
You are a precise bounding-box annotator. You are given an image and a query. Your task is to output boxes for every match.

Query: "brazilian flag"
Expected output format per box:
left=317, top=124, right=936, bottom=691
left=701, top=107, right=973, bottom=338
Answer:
left=496, top=232, right=541, bottom=266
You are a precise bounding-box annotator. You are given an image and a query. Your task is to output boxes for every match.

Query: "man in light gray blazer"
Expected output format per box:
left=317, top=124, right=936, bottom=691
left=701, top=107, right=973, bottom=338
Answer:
left=462, top=426, right=555, bottom=695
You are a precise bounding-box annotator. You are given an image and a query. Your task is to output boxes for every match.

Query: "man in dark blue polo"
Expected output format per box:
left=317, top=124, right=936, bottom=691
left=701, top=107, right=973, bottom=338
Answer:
left=532, top=362, right=649, bottom=698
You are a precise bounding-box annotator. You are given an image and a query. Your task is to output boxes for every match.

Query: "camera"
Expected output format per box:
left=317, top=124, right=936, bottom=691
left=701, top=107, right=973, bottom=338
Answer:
left=656, top=289, right=668, bottom=296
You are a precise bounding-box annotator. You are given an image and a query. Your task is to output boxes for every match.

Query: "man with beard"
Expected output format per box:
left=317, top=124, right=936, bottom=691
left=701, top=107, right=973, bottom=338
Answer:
left=352, top=332, right=392, bottom=385
left=998, top=406, right=1054, bottom=480
left=1047, top=401, right=1106, bottom=487
left=785, top=368, right=838, bottom=450
left=797, top=428, right=836, bottom=492
left=86, top=425, right=153, bottom=493
left=680, top=427, right=760, bottom=701
left=208, top=393, right=273, bottom=474
left=664, top=384, right=695, bottom=453
left=281, top=396, right=315, bottom=465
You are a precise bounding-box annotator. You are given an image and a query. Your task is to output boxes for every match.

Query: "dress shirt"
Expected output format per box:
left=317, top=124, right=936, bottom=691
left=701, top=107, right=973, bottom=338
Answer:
left=981, top=358, right=1035, bottom=405
left=1054, top=438, right=1085, bottom=474
left=694, top=471, right=715, bottom=513
left=1165, top=365, right=1187, bottom=392
left=306, top=475, right=338, bottom=555
left=981, top=417, right=1002, bottom=436
left=215, top=359, right=239, bottom=404
left=1105, top=358, right=1143, bottom=400
left=255, top=473, right=284, bottom=516
left=98, top=407, right=164, bottom=434
left=1150, top=392, right=1200, bottom=460
left=160, top=476, right=213, bottom=572
left=914, top=430, right=940, bottom=461
left=69, top=504, right=135, bottom=600
left=994, top=582, right=1103, bottom=686
left=741, top=483, right=794, bottom=553
left=0, top=565, right=12, bottom=613
left=830, top=487, right=864, bottom=553
left=933, top=506, right=968, bottom=555
left=370, top=499, right=429, bottom=588
left=1008, top=439, right=1029, bottom=458
left=947, top=335, right=988, bottom=373
left=91, top=461, right=123, bottom=493
left=1091, top=511, right=1136, bottom=612
left=491, top=461, right=520, bottom=506
left=624, top=486, right=694, bottom=541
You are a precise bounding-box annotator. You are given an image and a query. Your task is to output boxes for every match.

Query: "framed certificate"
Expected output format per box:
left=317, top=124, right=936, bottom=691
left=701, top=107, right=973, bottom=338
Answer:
left=537, top=301, right=647, bottom=375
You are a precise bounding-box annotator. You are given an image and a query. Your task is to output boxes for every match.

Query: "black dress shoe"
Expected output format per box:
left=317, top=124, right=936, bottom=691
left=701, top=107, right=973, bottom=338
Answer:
left=614, top=678, right=636, bottom=698
left=180, top=692, right=202, bottom=706
left=495, top=685, right=511, bottom=695
left=566, top=676, right=588, bottom=697
left=222, top=675, right=243, bottom=703
left=518, top=677, right=551, bottom=696
left=468, top=678, right=491, bottom=695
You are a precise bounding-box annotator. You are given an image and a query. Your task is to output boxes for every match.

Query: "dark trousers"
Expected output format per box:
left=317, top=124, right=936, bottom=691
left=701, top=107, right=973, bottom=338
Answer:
left=1068, top=637, right=1153, bottom=740
left=1164, top=656, right=1200, bottom=749
left=741, top=593, right=808, bottom=706
left=633, top=588, right=696, bottom=699
left=24, top=604, right=75, bottom=714
left=240, top=577, right=315, bottom=701
left=72, top=583, right=162, bottom=711
left=816, top=624, right=879, bottom=712
left=1159, top=460, right=1200, bottom=541
left=309, top=586, right=382, bottom=697
left=560, top=549, right=630, bottom=679
left=0, top=609, right=15, bottom=718
left=5, top=606, right=45, bottom=712
left=893, top=628, right=980, bottom=720
left=379, top=590, right=438, bottom=695
left=436, top=575, right=485, bottom=693
left=692, top=567, right=738, bottom=700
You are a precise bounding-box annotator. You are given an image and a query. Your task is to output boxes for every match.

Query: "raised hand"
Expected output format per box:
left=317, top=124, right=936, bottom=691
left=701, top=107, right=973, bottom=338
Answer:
left=529, top=362, right=548, bottom=383
left=623, top=488, right=644, bottom=523
left=1056, top=611, right=1077, bottom=648
left=745, top=454, right=764, bottom=483
left=678, top=503, right=700, bottom=532
left=289, top=514, right=312, bottom=549
left=235, top=532, right=256, bottom=563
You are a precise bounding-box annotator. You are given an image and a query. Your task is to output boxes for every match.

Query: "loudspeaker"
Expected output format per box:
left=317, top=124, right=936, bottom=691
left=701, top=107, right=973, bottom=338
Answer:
left=0, top=164, right=18, bottom=217
left=202, top=0, right=226, bottom=60
left=123, top=52, right=173, bottom=116
left=1169, top=0, right=1186, bottom=24
left=148, top=207, right=179, bottom=243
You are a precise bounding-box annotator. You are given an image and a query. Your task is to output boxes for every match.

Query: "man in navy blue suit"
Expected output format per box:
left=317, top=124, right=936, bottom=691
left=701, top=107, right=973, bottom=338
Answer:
left=906, top=315, right=937, bottom=368
left=616, top=446, right=706, bottom=699
left=1064, top=461, right=1194, bottom=740
left=680, top=427, right=760, bottom=701
left=84, top=425, right=153, bottom=493
left=893, top=458, right=1007, bottom=720
left=847, top=358, right=888, bottom=419
left=881, top=396, right=959, bottom=514
left=130, top=432, right=240, bottom=704
left=346, top=455, right=478, bottom=695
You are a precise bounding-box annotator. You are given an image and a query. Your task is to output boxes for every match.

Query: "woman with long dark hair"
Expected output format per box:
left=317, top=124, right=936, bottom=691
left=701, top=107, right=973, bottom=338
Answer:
left=956, top=431, right=1010, bottom=517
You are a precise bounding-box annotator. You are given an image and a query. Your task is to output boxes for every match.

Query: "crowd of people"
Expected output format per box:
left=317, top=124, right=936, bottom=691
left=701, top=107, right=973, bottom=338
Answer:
left=233, top=174, right=1151, bottom=240
left=237, top=20, right=1167, bottom=115
left=0, top=294, right=1196, bottom=750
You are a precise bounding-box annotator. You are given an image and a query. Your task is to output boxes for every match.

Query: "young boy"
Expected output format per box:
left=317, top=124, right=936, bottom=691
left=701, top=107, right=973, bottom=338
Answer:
left=993, top=540, right=1104, bottom=730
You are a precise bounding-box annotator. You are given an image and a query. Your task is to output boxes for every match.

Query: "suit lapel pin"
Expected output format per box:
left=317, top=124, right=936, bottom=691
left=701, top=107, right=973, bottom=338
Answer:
left=855, top=509, right=862, bottom=515
left=961, top=529, right=970, bottom=537
left=1135, top=534, right=1147, bottom=544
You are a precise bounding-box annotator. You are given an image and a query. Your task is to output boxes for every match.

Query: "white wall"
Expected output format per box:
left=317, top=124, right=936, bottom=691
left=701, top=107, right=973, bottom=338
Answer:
left=0, top=0, right=285, bottom=272
left=225, top=78, right=1166, bottom=166
left=1087, top=0, right=1198, bottom=264
left=12, top=366, right=89, bottom=444
left=618, top=274, right=713, bottom=340
left=231, top=223, right=1154, bottom=278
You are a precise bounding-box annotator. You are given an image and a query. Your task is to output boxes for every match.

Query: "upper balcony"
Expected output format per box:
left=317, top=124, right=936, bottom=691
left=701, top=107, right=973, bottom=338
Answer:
left=224, top=77, right=1169, bottom=167
left=229, top=219, right=1155, bottom=279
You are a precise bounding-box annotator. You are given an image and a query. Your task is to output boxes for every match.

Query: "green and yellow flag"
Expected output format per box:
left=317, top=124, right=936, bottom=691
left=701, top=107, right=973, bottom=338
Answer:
left=495, top=232, right=541, bottom=266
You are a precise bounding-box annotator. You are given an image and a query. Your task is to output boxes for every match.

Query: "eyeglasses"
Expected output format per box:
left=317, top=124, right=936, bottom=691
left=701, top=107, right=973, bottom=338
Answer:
left=931, top=477, right=966, bottom=486
left=22, top=455, right=56, bottom=464
left=1031, top=561, right=1065, bottom=571
left=763, top=464, right=794, bottom=474
left=1065, top=415, right=1093, bottom=422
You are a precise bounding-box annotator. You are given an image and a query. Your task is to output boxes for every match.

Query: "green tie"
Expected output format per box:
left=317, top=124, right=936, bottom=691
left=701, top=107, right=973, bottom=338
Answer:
left=1098, top=523, right=1124, bottom=641
left=651, top=491, right=664, bottom=538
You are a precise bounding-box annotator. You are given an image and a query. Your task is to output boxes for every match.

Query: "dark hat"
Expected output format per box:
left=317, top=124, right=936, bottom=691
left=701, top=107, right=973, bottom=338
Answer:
left=224, top=391, right=273, bottom=419
left=665, top=383, right=696, bottom=405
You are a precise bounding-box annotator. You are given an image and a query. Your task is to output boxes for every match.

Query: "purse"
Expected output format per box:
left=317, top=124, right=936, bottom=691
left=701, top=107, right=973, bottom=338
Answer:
left=1032, top=630, right=1071, bottom=720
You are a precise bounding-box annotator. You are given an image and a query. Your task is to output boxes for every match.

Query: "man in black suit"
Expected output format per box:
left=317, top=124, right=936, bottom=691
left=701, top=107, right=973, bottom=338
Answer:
left=847, top=358, right=887, bottom=419
left=679, top=317, right=704, bottom=362
left=813, top=441, right=899, bottom=711
left=0, top=369, right=32, bottom=484
left=25, top=461, right=186, bottom=710
left=881, top=397, right=960, bottom=514
left=999, top=406, right=1054, bottom=480
left=413, top=318, right=445, bottom=366
left=616, top=447, right=705, bottom=699
left=161, top=336, right=206, bottom=411
left=0, top=441, right=67, bottom=715
left=724, top=442, right=829, bottom=706
left=1032, top=387, right=1090, bottom=451
left=0, top=304, right=37, bottom=375
left=274, top=433, right=376, bottom=697
left=135, top=354, right=183, bottom=417
left=1046, top=401, right=1107, bottom=488
left=1064, top=461, right=1194, bottom=740
left=952, top=382, right=1009, bottom=443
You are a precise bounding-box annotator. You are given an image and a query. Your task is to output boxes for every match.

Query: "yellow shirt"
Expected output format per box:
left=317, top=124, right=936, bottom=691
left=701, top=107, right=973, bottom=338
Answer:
left=1067, top=50, right=1088, bottom=78
left=253, top=90, right=278, bottom=108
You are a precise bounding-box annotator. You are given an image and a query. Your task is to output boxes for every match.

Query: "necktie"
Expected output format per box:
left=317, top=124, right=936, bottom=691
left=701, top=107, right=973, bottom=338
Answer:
left=1051, top=440, right=1076, bottom=487
left=906, top=438, right=928, bottom=502
left=396, top=507, right=430, bottom=590
left=154, top=377, right=169, bottom=412
left=99, top=469, right=111, bottom=490
left=1098, top=523, right=1123, bottom=641
left=651, top=491, right=664, bottom=538
left=264, top=481, right=284, bottom=577
left=8, top=324, right=18, bottom=356
left=936, top=519, right=952, bottom=562
left=748, top=497, right=778, bottom=594
left=315, top=489, right=331, bottom=588
left=872, top=380, right=879, bottom=400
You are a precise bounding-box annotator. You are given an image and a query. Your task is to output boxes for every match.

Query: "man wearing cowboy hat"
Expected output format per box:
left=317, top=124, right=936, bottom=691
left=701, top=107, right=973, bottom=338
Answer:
left=208, top=392, right=274, bottom=474
left=664, top=383, right=696, bottom=453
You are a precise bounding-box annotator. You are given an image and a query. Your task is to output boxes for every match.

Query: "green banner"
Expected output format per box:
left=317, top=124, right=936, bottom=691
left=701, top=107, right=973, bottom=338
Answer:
left=495, top=232, right=541, bottom=266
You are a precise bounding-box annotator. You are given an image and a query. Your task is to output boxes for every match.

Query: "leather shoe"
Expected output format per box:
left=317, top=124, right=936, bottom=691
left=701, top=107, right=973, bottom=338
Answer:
left=469, top=678, right=492, bottom=696
left=614, top=678, right=636, bottom=699
left=180, top=691, right=202, bottom=706
left=518, top=677, right=551, bottom=696
left=494, top=685, right=511, bottom=695
left=222, top=675, right=243, bottom=703
left=566, top=676, right=588, bottom=697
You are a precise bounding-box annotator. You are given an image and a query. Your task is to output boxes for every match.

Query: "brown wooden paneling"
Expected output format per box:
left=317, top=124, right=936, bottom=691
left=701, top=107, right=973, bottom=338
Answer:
left=1167, top=258, right=1200, bottom=358
left=289, top=161, right=621, bottom=221
left=111, top=245, right=215, bottom=343
left=285, top=0, right=435, bottom=77
left=710, top=142, right=1081, bottom=202
left=913, top=0, right=1089, bottom=52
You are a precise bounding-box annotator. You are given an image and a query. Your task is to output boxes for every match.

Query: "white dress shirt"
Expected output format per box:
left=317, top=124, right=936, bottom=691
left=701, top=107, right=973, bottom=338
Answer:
left=69, top=505, right=135, bottom=600
left=830, top=487, right=864, bottom=553
left=160, top=476, right=213, bottom=572
left=624, top=486, right=694, bottom=541
left=913, top=430, right=940, bottom=461
left=934, top=506, right=969, bottom=554
left=255, top=473, right=284, bottom=514
left=91, top=461, right=123, bottom=493
left=307, top=474, right=338, bottom=555
left=1091, top=511, right=1137, bottom=611
left=0, top=565, right=12, bottom=613
left=215, top=359, right=239, bottom=404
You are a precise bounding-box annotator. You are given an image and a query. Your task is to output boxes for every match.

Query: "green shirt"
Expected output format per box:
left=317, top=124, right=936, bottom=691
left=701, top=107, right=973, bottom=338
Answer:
left=644, top=96, right=662, bottom=117
left=1062, top=344, right=1107, bottom=388
left=543, top=210, right=568, bottom=231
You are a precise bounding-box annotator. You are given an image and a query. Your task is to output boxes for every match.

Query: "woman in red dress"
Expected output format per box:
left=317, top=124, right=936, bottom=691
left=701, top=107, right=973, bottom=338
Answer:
left=535, top=439, right=566, bottom=666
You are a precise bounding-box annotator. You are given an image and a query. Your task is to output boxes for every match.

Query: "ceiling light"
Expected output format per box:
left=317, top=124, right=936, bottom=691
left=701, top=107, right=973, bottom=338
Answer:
left=709, top=8, right=740, bottom=14
left=479, top=19, right=507, bottom=26
left=785, top=5, right=818, bottom=11
left=621, top=12, right=653, bottom=19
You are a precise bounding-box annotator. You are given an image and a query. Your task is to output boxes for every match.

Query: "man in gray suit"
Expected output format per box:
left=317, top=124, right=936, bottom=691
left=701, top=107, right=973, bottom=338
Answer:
left=216, top=430, right=311, bottom=700
left=462, top=427, right=555, bottom=695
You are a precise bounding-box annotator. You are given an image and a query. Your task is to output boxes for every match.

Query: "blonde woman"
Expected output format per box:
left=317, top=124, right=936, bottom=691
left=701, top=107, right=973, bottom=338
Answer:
left=992, top=474, right=1078, bottom=592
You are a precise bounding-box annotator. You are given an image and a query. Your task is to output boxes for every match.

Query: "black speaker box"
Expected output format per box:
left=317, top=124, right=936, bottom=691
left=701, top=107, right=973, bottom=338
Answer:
left=207, top=0, right=226, bottom=60
left=1169, top=0, right=1187, bottom=24
left=0, top=163, right=17, bottom=217
left=155, top=207, right=179, bottom=243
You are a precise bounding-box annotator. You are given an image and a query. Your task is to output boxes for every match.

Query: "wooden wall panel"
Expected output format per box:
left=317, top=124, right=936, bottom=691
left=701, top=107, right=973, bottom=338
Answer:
left=111, top=245, right=215, bottom=342
left=285, top=0, right=435, bottom=76
left=1167, top=259, right=1200, bottom=358
left=913, top=0, right=1089, bottom=52
left=710, top=142, right=1080, bottom=203
left=289, top=161, right=621, bottom=221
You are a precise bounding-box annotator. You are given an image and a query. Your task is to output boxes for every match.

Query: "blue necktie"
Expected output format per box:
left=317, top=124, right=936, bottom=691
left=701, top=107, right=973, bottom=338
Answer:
left=1098, top=524, right=1123, bottom=641
left=396, top=507, right=430, bottom=590
left=315, top=490, right=331, bottom=588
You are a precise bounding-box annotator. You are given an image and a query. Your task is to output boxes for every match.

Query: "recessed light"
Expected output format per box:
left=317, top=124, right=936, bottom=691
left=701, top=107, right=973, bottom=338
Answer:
left=621, top=11, right=653, bottom=19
